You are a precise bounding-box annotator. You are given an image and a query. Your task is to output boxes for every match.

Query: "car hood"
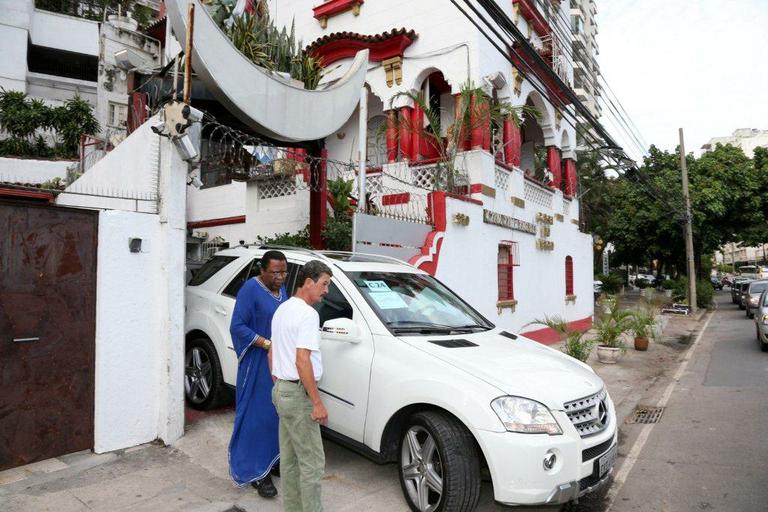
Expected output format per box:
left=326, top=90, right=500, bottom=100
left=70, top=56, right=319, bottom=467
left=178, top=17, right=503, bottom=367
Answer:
left=399, top=329, right=604, bottom=410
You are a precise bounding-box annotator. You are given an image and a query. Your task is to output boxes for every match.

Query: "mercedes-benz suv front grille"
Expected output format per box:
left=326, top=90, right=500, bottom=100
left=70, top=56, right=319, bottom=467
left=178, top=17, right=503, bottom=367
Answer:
left=563, top=389, right=609, bottom=437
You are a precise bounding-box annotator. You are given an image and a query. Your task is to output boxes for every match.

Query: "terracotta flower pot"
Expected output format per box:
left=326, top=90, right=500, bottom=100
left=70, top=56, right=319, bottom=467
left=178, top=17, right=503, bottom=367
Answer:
left=634, top=336, right=649, bottom=351
left=596, top=345, right=622, bottom=364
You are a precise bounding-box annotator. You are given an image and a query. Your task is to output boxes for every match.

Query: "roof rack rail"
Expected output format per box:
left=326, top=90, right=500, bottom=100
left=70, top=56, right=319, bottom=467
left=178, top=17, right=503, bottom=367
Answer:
left=318, top=250, right=416, bottom=267
left=256, top=244, right=334, bottom=263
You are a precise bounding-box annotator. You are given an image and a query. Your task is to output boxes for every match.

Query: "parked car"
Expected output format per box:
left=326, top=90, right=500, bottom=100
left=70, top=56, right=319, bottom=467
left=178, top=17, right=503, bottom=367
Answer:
left=731, top=278, right=750, bottom=304
left=738, top=280, right=753, bottom=310
left=709, top=276, right=723, bottom=290
left=185, top=247, right=618, bottom=510
left=744, top=280, right=768, bottom=319
left=755, top=289, right=768, bottom=352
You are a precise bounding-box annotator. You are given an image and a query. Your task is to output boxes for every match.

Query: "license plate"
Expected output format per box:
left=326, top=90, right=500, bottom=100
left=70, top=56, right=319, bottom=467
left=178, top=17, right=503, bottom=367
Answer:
left=598, top=443, right=617, bottom=478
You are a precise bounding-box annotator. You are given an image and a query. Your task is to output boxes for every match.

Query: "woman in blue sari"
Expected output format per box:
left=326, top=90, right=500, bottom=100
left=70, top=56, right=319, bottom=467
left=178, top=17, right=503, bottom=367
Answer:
left=228, top=250, right=288, bottom=497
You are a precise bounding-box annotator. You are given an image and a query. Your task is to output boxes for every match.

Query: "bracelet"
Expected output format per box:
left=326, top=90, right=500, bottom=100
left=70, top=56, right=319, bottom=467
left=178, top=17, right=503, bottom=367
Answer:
left=262, top=339, right=272, bottom=351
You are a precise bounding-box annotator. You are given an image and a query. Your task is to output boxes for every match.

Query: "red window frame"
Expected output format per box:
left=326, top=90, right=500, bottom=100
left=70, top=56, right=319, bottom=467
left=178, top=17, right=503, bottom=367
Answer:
left=498, top=241, right=519, bottom=301
left=565, top=255, right=574, bottom=296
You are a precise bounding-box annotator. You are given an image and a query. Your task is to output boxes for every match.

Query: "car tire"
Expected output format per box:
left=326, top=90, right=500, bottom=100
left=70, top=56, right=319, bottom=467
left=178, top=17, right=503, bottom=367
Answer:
left=398, top=411, right=481, bottom=512
left=759, top=328, right=768, bottom=353
left=185, top=337, right=231, bottom=410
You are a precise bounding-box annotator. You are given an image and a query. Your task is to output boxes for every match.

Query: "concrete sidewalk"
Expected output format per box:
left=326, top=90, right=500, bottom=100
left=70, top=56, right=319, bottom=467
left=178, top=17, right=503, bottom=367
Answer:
left=0, top=307, right=709, bottom=512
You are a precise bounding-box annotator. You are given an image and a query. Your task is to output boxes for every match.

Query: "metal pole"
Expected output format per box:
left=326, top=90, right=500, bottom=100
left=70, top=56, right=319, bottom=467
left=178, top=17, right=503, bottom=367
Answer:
left=679, top=128, right=697, bottom=312
left=183, top=2, right=195, bottom=105
left=358, top=87, right=368, bottom=213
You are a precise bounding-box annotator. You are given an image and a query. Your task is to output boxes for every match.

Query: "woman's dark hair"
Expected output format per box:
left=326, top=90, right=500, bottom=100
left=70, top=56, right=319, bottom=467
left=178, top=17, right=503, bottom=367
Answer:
left=260, top=250, right=287, bottom=269
left=297, top=260, right=333, bottom=286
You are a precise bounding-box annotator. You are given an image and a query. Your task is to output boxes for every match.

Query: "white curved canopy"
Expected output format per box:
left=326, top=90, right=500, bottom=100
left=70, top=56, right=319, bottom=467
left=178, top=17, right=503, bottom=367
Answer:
left=167, top=0, right=368, bottom=142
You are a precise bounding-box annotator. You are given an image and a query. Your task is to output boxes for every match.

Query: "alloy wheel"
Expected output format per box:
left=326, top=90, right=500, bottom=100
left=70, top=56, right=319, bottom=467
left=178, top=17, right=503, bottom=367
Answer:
left=401, top=425, right=444, bottom=512
left=185, top=347, right=213, bottom=404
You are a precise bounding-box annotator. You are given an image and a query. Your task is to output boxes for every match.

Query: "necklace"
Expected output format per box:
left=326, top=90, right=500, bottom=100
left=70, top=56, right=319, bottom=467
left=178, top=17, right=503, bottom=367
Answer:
left=255, top=277, right=283, bottom=302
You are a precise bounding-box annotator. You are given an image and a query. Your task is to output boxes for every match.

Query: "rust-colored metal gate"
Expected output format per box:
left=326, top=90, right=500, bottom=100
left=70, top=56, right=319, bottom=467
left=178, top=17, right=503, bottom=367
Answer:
left=0, top=201, right=98, bottom=471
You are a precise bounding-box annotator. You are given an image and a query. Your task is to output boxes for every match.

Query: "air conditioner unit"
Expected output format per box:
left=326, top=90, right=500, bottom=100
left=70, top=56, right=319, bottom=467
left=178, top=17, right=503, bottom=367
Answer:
left=192, top=230, right=208, bottom=239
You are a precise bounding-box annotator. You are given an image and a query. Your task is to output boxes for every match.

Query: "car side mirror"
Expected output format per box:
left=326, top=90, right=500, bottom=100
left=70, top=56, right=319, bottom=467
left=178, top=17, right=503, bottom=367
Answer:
left=321, top=317, right=362, bottom=344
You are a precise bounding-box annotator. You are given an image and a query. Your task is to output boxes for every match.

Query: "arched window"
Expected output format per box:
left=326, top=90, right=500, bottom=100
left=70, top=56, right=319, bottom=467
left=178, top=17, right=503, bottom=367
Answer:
left=565, top=255, right=574, bottom=296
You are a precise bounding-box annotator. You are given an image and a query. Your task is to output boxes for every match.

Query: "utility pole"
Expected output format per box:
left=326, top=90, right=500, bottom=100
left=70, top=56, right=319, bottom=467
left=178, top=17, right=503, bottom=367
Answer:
left=679, top=128, right=697, bottom=313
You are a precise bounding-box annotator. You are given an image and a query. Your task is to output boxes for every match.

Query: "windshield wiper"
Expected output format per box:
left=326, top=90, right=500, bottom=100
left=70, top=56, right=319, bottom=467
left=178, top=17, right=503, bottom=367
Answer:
left=389, top=321, right=483, bottom=335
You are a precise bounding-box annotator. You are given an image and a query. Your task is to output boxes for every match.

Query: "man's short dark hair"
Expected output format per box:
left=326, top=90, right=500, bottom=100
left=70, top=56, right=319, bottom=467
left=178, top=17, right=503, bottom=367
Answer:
left=260, top=250, right=287, bottom=270
left=297, top=260, right=333, bottom=286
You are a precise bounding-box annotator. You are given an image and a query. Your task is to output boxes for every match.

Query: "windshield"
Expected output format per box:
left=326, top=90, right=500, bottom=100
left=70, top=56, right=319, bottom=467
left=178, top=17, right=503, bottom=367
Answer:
left=346, top=271, right=494, bottom=335
left=749, top=282, right=768, bottom=294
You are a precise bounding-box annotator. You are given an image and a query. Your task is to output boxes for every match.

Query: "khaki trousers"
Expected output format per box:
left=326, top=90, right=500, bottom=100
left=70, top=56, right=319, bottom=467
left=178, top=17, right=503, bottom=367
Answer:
left=272, top=379, right=325, bottom=512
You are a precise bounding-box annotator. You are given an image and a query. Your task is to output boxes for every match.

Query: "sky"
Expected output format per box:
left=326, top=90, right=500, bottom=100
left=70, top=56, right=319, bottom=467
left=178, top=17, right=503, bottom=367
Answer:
left=596, top=0, right=768, bottom=162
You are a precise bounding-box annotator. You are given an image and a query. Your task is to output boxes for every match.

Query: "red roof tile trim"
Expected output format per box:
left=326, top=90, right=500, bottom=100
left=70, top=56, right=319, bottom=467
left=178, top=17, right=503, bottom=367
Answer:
left=513, top=0, right=551, bottom=37
left=313, top=0, right=365, bottom=22
left=306, top=28, right=418, bottom=66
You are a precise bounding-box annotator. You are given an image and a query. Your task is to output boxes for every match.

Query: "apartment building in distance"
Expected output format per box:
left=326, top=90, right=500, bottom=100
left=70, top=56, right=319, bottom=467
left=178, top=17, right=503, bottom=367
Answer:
left=570, top=0, right=601, bottom=122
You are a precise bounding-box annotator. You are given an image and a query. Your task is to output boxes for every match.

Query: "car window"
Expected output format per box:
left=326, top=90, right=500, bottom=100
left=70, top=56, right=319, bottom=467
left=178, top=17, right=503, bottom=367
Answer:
left=314, top=281, right=354, bottom=326
left=286, top=262, right=301, bottom=296
left=750, top=282, right=768, bottom=294
left=222, top=259, right=257, bottom=298
left=188, top=256, right=237, bottom=286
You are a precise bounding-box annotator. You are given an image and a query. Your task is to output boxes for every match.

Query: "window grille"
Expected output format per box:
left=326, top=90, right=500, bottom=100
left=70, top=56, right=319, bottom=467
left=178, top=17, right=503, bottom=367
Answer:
left=498, top=241, right=520, bottom=301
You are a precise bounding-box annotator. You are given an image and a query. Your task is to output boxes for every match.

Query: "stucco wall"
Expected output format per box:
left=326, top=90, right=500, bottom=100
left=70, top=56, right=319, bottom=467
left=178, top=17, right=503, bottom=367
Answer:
left=0, top=156, right=74, bottom=184
left=56, top=119, right=160, bottom=213
left=93, top=210, right=162, bottom=453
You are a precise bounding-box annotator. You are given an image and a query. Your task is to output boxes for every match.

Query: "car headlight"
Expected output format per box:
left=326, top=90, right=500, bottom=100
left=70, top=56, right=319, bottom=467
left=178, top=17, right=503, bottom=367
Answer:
left=749, top=297, right=759, bottom=305
left=762, top=314, right=768, bottom=325
left=491, top=396, right=562, bottom=435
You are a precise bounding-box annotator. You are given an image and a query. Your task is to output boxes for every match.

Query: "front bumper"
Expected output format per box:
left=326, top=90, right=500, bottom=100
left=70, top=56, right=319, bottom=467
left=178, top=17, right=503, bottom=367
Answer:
left=476, top=398, right=618, bottom=506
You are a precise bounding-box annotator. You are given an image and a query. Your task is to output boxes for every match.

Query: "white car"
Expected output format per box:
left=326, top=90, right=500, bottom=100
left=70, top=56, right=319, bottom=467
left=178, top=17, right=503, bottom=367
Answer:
left=185, top=247, right=618, bottom=510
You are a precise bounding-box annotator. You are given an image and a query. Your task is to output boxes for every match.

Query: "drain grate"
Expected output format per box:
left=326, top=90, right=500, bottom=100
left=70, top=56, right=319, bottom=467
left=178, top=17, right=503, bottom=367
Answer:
left=627, top=405, right=665, bottom=424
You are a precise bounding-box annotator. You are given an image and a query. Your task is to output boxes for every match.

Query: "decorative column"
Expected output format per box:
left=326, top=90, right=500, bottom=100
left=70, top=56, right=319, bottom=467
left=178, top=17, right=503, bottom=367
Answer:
left=454, top=93, right=469, bottom=150
left=385, top=110, right=398, bottom=162
left=481, top=100, right=491, bottom=151
left=399, top=106, right=414, bottom=161
left=411, top=100, right=423, bottom=161
left=309, top=147, right=328, bottom=249
left=503, top=116, right=522, bottom=166
left=546, top=146, right=562, bottom=189
left=563, top=158, right=577, bottom=197
left=469, top=95, right=484, bottom=149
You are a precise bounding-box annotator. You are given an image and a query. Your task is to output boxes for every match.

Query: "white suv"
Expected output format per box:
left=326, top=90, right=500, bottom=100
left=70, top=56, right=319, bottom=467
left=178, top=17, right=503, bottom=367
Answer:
left=185, top=247, right=617, bottom=510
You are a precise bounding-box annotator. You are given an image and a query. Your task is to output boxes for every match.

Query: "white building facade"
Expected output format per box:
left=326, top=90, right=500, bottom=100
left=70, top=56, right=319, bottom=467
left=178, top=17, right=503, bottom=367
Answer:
left=187, top=0, right=594, bottom=338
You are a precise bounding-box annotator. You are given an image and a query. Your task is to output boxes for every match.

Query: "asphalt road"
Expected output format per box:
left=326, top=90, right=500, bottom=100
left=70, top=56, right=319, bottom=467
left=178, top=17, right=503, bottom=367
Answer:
left=607, top=291, right=768, bottom=511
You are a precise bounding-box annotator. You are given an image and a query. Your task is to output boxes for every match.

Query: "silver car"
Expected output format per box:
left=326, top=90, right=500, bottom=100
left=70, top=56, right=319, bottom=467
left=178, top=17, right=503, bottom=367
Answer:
left=755, top=289, right=768, bottom=352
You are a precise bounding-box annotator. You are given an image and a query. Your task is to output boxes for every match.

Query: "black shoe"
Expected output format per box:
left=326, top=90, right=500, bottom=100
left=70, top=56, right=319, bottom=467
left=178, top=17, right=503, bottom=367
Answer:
left=251, top=474, right=277, bottom=498
left=270, top=462, right=280, bottom=478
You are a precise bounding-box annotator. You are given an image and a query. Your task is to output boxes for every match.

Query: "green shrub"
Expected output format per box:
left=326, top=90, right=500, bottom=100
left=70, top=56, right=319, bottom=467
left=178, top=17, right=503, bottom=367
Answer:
left=671, top=277, right=687, bottom=302
left=661, top=279, right=674, bottom=290
left=636, top=278, right=650, bottom=289
left=596, top=273, right=624, bottom=294
left=669, top=277, right=714, bottom=307
left=0, top=89, right=98, bottom=159
left=256, top=225, right=311, bottom=248
left=696, top=279, right=714, bottom=308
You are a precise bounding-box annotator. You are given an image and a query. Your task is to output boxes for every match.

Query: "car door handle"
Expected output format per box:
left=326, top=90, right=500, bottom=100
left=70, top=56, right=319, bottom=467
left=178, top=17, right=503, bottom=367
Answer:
left=13, top=337, right=39, bottom=343
left=214, top=307, right=228, bottom=315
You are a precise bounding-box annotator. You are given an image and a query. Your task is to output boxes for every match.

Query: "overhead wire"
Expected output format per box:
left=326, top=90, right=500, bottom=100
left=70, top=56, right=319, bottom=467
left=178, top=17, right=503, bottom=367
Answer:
left=453, top=0, right=687, bottom=220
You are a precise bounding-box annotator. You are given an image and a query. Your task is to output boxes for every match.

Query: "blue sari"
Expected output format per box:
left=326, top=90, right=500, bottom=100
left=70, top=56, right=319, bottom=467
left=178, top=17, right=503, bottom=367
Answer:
left=228, top=277, right=286, bottom=486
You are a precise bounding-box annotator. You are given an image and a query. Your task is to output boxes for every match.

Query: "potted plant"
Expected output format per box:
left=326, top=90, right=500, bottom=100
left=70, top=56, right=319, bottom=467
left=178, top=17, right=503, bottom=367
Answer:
left=627, top=308, right=655, bottom=351
left=527, top=316, right=595, bottom=363
left=593, top=298, right=632, bottom=363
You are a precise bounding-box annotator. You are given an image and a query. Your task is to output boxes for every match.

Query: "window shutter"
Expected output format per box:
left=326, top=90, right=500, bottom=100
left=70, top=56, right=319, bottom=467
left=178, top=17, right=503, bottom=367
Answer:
left=565, top=256, right=574, bottom=296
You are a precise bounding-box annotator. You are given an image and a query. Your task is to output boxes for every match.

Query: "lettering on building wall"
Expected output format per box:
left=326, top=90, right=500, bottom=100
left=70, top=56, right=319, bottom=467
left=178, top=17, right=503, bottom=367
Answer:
left=536, top=239, right=555, bottom=251
left=536, top=212, right=554, bottom=225
left=482, top=209, right=536, bottom=235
